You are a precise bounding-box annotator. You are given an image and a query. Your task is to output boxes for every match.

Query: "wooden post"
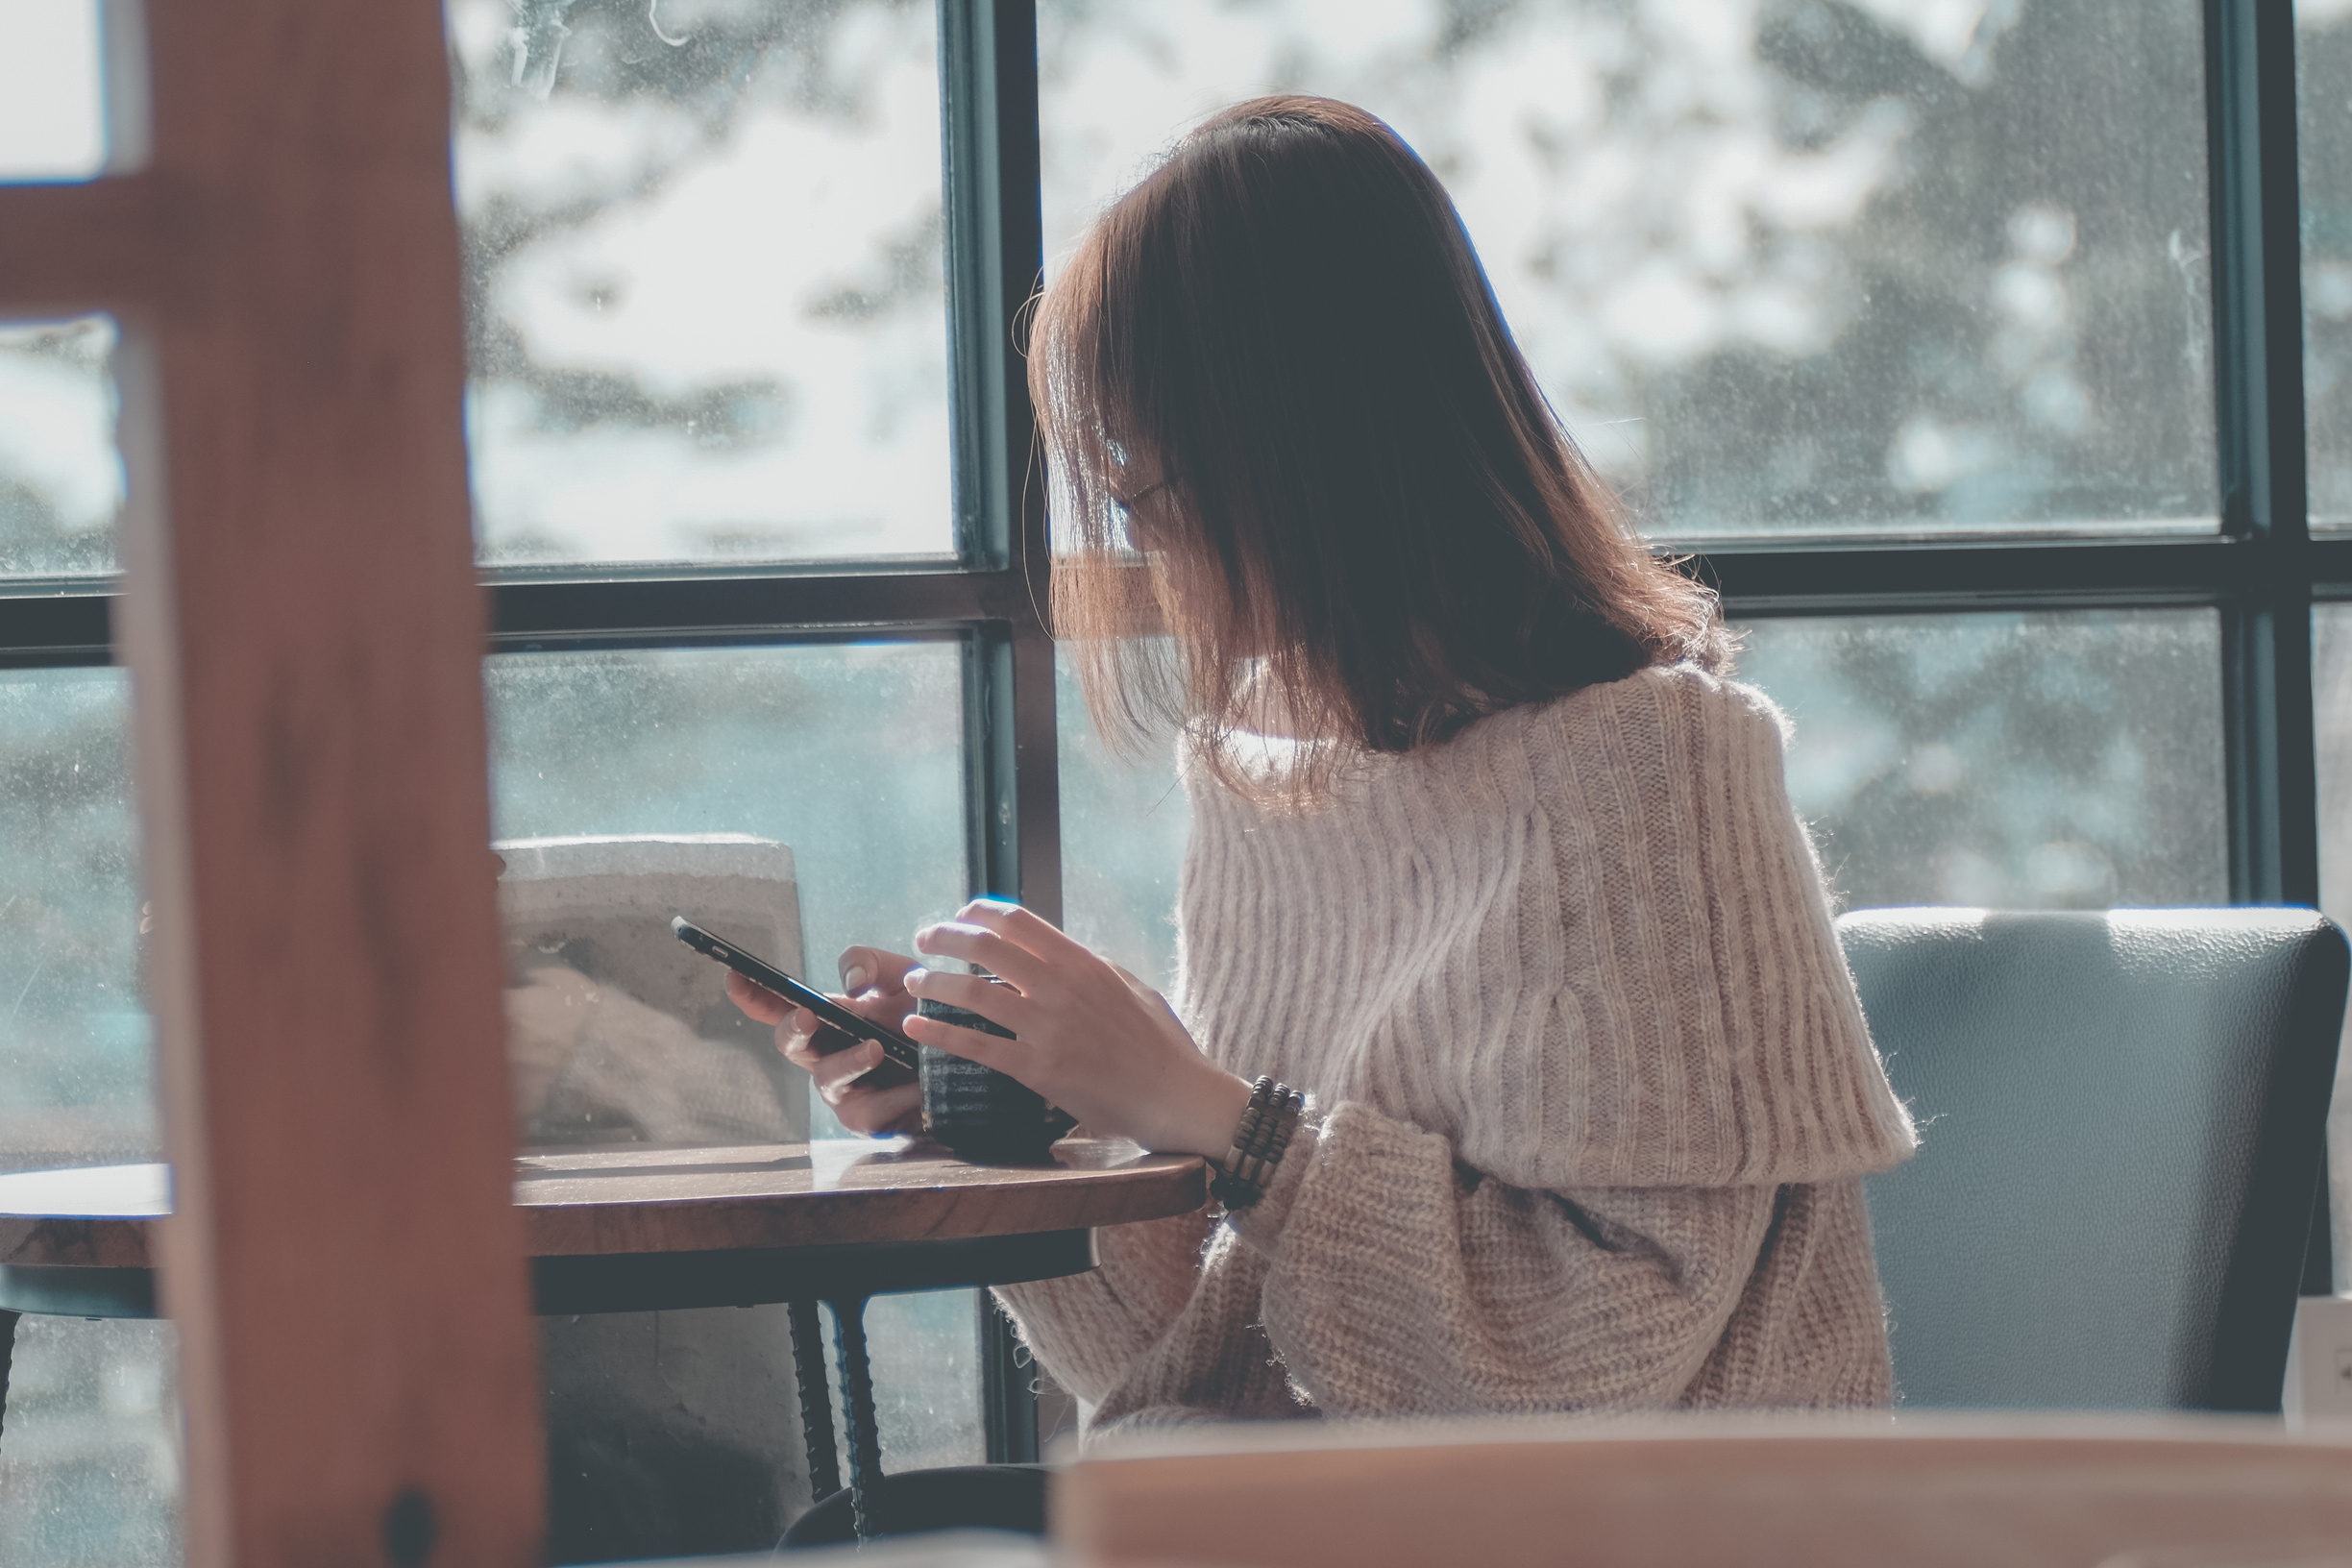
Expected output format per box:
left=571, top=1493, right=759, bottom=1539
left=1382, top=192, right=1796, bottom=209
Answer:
left=0, top=1, right=548, bottom=1563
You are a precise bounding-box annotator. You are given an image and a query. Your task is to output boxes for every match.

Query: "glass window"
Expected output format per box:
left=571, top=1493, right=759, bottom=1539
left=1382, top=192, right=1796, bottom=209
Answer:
left=1040, top=1, right=2217, bottom=543
left=0, top=665, right=149, bottom=1168
left=0, top=666, right=173, bottom=1568
left=447, top=0, right=955, bottom=571
left=0, top=0, right=107, bottom=182
left=482, top=639, right=984, bottom=1552
left=0, top=1316, right=180, bottom=1568
left=2303, top=0, right=2352, bottom=528
left=1056, top=646, right=1189, bottom=993
left=2307, top=603, right=2352, bottom=1288
left=1737, top=610, right=2229, bottom=908
left=0, top=317, right=121, bottom=579
left=484, top=640, right=968, bottom=1037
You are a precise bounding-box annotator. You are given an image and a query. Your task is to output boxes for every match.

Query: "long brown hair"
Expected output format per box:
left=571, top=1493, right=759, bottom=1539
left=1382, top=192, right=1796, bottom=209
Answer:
left=1034, top=95, right=1727, bottom=798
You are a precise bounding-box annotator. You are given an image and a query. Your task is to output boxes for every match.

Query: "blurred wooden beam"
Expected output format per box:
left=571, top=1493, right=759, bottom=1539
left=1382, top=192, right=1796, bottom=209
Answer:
left=93, top=1, right=547, bottom=1564
left=0, top=175, right=180, bottom=318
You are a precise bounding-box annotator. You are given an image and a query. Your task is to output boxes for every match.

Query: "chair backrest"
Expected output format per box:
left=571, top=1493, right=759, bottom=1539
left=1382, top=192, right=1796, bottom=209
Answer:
left=1840, top=908, right=2349, bottom=1411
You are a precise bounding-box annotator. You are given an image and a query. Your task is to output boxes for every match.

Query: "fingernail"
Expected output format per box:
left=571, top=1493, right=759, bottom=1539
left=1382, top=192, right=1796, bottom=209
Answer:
left=842, top=964, right=870, bottom=992
left=905, top=968, right=929, bottom=992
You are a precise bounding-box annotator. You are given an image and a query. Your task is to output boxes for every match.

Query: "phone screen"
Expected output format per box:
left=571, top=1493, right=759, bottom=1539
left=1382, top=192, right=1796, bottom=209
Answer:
left=671, top=916, right=921, bottom=1077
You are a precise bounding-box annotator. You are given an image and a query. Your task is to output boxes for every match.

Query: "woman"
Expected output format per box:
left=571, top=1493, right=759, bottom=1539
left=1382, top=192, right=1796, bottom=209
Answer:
left=730, top=96, right=1915, bottom=1430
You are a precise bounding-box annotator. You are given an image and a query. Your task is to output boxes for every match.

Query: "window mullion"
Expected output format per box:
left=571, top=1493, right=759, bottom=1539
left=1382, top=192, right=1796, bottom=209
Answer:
left=945, top=0, right=1055, bottom=1470
left=2208, top=0, right=2330, bottom=1296
left=2208, top=0, right=2317, bottom=908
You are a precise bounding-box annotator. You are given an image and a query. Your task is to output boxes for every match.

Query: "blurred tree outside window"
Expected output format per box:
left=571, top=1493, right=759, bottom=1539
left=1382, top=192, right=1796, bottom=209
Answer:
left=2306, top=0, right=2352, bottom=526
left=449, top=0, right=957, bottom=568
left=1041, top=0, right=2216, bottom=542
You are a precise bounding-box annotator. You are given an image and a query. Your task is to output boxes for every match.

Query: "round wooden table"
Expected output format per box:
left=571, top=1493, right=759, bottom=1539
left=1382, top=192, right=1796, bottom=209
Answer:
left=0, top=1137, right=1207, bottom=1541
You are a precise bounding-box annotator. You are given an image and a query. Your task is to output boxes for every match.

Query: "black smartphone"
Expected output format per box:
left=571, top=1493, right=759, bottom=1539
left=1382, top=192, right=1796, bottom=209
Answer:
left=672, top=916, right=921, bottom=1078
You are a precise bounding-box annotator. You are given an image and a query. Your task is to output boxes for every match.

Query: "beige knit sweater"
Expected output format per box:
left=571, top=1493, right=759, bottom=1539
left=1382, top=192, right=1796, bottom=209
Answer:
left=998, top=663, right=1919, bottom=1433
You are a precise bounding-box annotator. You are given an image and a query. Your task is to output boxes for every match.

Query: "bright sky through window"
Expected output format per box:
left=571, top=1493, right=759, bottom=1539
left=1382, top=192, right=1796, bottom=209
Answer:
left=0, top=0, right=105, bottom=181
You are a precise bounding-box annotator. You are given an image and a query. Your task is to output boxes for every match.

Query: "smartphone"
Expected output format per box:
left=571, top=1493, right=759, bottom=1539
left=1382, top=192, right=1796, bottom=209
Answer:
left=671, top=916, right=921, bottom=1079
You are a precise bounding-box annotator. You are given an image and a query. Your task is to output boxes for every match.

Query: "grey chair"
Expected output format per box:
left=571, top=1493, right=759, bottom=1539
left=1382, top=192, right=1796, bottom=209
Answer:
left=1841, top=907, right=2349, bottom=1411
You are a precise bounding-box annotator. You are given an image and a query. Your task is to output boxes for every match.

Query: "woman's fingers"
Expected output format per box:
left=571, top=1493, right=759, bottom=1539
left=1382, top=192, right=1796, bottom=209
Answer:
left=904, top=967, right=1035, bottom=1034
left=725, top=969, right=792, bottom=1024
left=828, top=1080, right=923, bottom=1136
left=829, top=983, right=920, bottom=1038
left=911, top=920, right=1050, bottom=993
left=796, top=1036, right=884, bottom=1092
left=951, top=898, right=1095, bottom=968
left=807, top=1054, right=922, bottom=1134
left=838, top=945, right=918, bottom=995
left=784, top=1031, right=915, bottom=1107
left=902, top=1009, right=1021, bottom=1072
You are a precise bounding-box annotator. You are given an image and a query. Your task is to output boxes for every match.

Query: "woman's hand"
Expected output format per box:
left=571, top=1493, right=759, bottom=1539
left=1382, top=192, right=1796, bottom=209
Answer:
left=903, top=899, right=1254, bottom=1158
left=725, top=947, right=923, bottom=1137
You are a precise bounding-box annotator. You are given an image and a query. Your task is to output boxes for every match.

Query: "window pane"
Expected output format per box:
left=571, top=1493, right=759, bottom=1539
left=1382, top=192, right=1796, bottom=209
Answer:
left=483, top=639, right=985, bottom=1552
left=0, top=1316, right=180, bottom=1568
left=1737, top=610, right=2227, bottom=908
left=2302, top=1, right=2352, bottom=528
left=449, top=0, right=954, bottom=570
left=0, top=317, right=121, bottom=578
left=2307, top=604, right=2352, bottom=1287
left=0, top=0, right=107, bottom=182
left=0, top=666, right=177, bottom=1568
left=0, top=666, right=150, bottom=1166
left=485, top=641, right=967, bottom=1023
left=1040, top=2, right=2217, bottom=542
left=1056, top=646, right=1189, bottom=993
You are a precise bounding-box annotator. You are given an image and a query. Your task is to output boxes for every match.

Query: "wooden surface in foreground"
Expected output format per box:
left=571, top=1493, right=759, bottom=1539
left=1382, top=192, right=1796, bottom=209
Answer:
left=1055, top=1414, right=2352, bottom=1568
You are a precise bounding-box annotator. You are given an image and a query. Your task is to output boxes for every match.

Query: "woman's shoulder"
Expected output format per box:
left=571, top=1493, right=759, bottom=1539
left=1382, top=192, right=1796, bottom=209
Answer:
left=1175, top=661, right=1791, bottom=814
left=1456, top=660, right=1792, bottom=789
left=1532, top=659, right=1789, bottom=746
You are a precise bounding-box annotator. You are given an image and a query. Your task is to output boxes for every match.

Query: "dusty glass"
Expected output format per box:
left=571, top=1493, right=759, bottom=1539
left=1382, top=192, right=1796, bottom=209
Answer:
left=0, top=666, right=150, bottom=1166
left=484, top=640, right=968, bottom=1021
left=0, top=0, right=107, bottom=182
left=0, top=1316, right=180, bottom=1568
left=0, top=665, right=175, bottom=1568
left=1735, top=610, right=2228, bottom=908
left=447, top=0, right=955, bottom=569
left=2303, top=605, right=2352, bottom=1286
left=1056, top=647, right=1190, bottom=994
left=1040, top=0, right=2217, bottom=542
left=484, top=639, right=984, bottom=1556
left=2303, top=1, right=2352, bottom=527
left=0, top=317, right=122, bottom=578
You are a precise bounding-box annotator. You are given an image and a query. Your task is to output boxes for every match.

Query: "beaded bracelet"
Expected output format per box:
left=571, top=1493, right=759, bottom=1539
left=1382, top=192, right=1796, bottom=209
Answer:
left=1210, top=1076, right=1306, bottom=1210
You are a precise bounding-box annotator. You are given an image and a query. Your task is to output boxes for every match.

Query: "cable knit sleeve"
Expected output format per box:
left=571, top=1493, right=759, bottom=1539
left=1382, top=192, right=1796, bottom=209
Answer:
left=1223, top=1101, right=1779, bottom=1415
left=993, top=1206, right=1213, bottom=1407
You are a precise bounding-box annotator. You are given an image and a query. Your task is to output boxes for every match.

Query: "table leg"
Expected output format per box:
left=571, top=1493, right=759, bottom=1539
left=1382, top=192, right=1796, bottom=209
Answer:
left=785, top=1300, right=842, bottom=1505
left=827, top=1298, right=886, bottom=1542
left=0, top=1309, right=17, bottom=1446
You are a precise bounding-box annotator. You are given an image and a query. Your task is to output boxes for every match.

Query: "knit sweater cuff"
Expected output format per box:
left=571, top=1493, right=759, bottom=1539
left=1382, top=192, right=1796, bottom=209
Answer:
left=1220, top=1100, right=1324, bottom=1254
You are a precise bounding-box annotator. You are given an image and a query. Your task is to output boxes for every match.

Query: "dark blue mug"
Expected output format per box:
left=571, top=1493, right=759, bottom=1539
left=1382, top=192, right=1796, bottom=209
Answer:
left=917, top=978, right=1074, bottom=1164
